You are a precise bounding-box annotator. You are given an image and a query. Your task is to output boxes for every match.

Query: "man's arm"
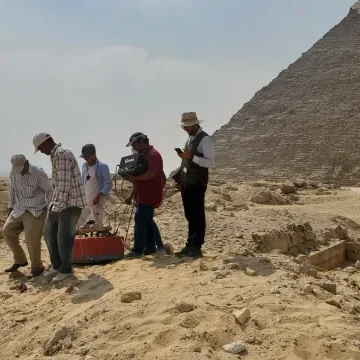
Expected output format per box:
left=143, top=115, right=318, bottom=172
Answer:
left=52, top=153, right=73, bottom=212
left=37, top=168, right=53, bottom=207
left=100, top=163, right=113, bottom=196
left=192, top=136, right=215, bottom=168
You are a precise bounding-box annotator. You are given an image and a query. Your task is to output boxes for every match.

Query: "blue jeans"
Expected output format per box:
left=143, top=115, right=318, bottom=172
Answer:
left=44, top=206, right=82, bottom=273
left=134, top=204, right=163, bottom=254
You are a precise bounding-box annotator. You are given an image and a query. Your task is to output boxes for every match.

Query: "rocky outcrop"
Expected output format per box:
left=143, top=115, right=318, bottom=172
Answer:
left=212, top=3, right=360, bottom=185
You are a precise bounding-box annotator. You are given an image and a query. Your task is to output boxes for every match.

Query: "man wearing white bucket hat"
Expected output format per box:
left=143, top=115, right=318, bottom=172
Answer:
left=172, top=112, right=215, bottom=258
left=33, top=133, right=86, bottom=283
left=2, top=154, right=52, bottom=278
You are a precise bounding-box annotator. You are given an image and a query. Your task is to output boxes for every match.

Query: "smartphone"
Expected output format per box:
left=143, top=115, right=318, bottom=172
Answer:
left=175, top=148, right=183, bottom=154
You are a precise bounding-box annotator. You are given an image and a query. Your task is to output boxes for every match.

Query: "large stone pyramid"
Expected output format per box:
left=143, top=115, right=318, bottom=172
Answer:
left=212, top=2, right=360, bottom=184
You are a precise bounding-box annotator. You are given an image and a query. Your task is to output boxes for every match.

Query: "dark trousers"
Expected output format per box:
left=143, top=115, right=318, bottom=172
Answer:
left=134, top=203, right=162, bottom=254
left=44, top=206, right=82, bottom=274
left=181, top=184, right=206, bottom=250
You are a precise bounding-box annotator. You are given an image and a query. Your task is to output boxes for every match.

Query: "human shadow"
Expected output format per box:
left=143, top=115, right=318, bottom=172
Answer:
left=69, top=273, right=113, bottom=304
left=5, top=269, right=113, bottom=303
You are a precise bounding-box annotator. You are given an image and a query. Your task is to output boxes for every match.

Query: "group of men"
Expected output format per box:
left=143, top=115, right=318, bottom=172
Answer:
left=2, top=111, right=214, bottom=283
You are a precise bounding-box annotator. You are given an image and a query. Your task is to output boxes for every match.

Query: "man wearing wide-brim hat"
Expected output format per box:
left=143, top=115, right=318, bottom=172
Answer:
left=172, top=112, right=215, bottom=258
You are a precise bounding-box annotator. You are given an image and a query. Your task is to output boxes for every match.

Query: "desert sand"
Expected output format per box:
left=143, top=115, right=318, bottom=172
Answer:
left=1, top=178, right=360, bottom=360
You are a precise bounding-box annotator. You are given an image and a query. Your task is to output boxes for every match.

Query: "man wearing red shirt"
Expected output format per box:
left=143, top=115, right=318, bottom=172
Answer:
left=125, top=132, right=164, bottom=258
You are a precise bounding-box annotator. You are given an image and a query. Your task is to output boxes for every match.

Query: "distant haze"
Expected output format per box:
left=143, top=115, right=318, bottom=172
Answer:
left=0, top=0, right=354, bottom=176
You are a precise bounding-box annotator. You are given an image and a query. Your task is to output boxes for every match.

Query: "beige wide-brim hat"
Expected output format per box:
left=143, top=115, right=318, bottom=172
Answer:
left=180, top=112, right=204, bottom=127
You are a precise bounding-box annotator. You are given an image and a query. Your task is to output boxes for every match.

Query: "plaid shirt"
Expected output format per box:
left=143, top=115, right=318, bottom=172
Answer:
left=51, top=143, right=86, bottom=212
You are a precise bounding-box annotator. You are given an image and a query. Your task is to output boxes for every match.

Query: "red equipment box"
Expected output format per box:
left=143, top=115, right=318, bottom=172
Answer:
left=72, top=235, right=125, bottom=264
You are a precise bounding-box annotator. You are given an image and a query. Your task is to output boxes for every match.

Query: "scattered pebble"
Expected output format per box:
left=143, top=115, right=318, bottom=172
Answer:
left=223, top=342, right=247, bottom=354
left=304, top=284, right=313, bottom=294
left=270, top=286, right=280, bottom=294
left=356, top=261, right=360, bottom=270
left=214, top=270, right=230, bottom=279
left=121, top=291, right=142, bottom=303
left=176, top=301, right=195, bottom=313
left=15, top=316, right=27, bottom=323
left=321, top=282, right=337, bottom=295
left=193, top=345, right=201, bottom=353
left=245, top=267, right=258, bottom=276
left=199, top=262, right=208, bottom=271
left=233, top=308, right=250, bottom=325
left=65, top=284, right=74, bottom=294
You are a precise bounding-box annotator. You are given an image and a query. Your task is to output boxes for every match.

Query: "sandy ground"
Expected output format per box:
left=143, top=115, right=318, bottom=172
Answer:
left=1, top=179, right=360, bottom=359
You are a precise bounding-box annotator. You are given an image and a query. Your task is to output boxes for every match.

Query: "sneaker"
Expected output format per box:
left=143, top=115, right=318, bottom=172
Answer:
left=175, top=246, right=191, bottom=258
left=52, top=272, right=73, bottom=284
left=43, top=267, right=59, bottom=280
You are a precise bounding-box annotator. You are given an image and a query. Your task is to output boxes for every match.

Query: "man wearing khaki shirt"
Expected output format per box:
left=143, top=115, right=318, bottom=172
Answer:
left=2, top=154, right=52, bottom=277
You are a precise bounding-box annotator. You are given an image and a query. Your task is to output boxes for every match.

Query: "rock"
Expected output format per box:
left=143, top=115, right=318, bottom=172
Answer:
left=65, top=284, right=74, bottom=294
left=193, top=345, right=201, bottom=353
left=222, top=342, right=247, bottom=354
left=199, top=262, right=208, bottom=271
left=214, top=270, right=230, bottom=279
left=211, top=263, right=225, bottom=271
left=320, top=282, right=337, bottom=295
left=356, top=261, right=360, bottom=270
left=223, top=193, right=232, bottom=201
left=76, top=348, right=89, bottom=356
left=15, top=316, right=27, bottom=323
left=326, top=299, right=341, bottom=308
left=245, top=267, right=257, bottom=276
left=166, top=264, right=176, bottom=269
left=176, top=301, right=195, bottom=313
left=121, top=291, right=142, bottom=303
left=281, top=183, right=296, bottom=194
left=304, top=284, right=313, bottom=294
left=227, top=262, right=241, bottom=270
left=233, top=308, right=250, bottom=325
left=44, top=325, right=69, bottom=354
left=205, top=202, right=217, bottom=212
left=290, top=194, right=300, bottom=201
left=270, top=286, right=280, bottom=294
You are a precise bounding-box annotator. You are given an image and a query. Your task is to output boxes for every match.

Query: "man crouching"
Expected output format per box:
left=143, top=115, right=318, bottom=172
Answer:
left=124, top=132, right=164, bottom=258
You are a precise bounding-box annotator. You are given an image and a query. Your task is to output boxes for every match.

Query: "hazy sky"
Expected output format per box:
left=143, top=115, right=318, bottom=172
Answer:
left=0, top=0, right=355, bottom=176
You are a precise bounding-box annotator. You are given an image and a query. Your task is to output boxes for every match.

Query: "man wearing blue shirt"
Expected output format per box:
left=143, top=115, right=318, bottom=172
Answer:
left=78, top=144, right=113, bottom=227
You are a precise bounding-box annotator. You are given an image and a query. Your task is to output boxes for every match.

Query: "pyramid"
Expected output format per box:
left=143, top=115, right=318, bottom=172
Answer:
left=212, top=2, right=360, bottom=185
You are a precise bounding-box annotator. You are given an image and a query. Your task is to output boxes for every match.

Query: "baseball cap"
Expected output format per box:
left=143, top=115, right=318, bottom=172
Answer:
left=33, top=133, right=52, bottom=153
left=80, top=144, right=96, bottom=158
left=11, top=154, right=27, bottom=174
left=126, top=132, right=147, bottom=147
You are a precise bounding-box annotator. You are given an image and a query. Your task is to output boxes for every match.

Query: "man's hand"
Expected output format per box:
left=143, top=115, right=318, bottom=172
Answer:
left=7, top=208, right=13, bottom=217
left=93, top=193, right=101, bottom=205
left=125, top=195, right=133, bottom=205
left=175, top=184, right=182, bottom=192
left=50, top=211, right=60, bottom=223
left=178, top=151, right=192, bottom=160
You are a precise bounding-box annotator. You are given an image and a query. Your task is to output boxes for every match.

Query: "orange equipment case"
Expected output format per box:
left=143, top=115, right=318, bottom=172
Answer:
left=72, top=235, right=125, bottom=264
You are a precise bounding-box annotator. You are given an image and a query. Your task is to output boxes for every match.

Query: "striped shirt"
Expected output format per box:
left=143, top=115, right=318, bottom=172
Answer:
left=9, top=164, right=53, bottom=219
left=51, top=143, right=86, bottom=212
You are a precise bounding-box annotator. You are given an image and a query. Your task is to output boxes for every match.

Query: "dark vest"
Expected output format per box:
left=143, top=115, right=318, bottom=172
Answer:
left=174, top=131, right=209, bottom=188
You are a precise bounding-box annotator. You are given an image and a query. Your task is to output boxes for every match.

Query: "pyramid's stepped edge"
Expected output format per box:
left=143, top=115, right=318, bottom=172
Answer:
left=212, top=4, right=360, bottom=184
